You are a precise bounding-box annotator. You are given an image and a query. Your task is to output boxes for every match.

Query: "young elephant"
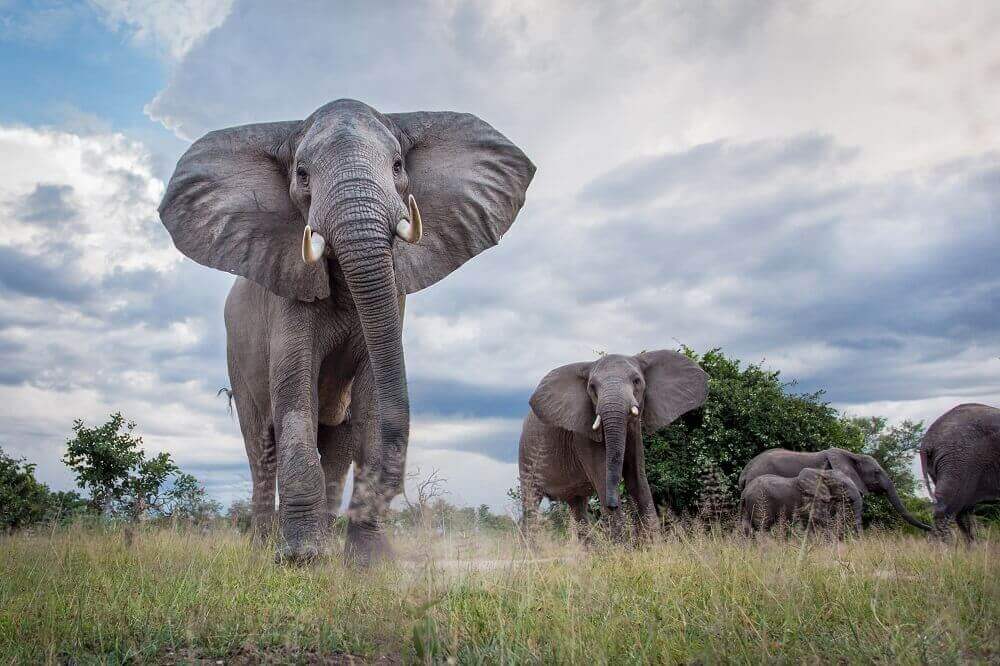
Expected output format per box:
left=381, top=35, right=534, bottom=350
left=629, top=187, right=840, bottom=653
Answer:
left=740, top=468, right=863, bottom=535
left=518, top=350, right=708, bottom=539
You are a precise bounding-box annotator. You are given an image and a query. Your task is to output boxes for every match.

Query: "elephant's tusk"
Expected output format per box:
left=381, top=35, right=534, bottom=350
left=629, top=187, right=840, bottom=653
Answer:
left=592, top=414, right=601, bottom=431
left=631, top=405, right=639, bottom=416
left=395, top=194, right=423, bottom=244
left=302, top=225, right=326, bottom=264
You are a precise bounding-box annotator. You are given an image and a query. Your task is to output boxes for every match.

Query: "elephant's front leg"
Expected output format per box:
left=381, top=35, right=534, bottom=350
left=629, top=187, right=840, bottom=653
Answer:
left=623, top=438, right=659, bottom=540
left=270, top=344, right=325, bottom=563
left=344, top=359, right=393, bottom=565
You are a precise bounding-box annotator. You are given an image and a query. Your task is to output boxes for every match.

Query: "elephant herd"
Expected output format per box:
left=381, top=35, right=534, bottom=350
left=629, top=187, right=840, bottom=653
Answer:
left=157, top=98, right=998, bottom=563
left=518, top=353, right=998, bottom=544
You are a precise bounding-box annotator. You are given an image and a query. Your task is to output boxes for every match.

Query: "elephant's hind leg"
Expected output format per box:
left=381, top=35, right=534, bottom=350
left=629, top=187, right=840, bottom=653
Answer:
left=568, top=495, right=592, bottom=544
left=956, top=509, right=977, bottom=543
left=931, top=482, right=962, bottom=542
left=231, top=377, right=276, bottom=543
left=318, top=422, right=353, bottom=531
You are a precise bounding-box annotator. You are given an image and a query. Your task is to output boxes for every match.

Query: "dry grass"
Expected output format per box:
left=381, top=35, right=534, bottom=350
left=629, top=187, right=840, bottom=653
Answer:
left=0, top=523, right=997, bottom=664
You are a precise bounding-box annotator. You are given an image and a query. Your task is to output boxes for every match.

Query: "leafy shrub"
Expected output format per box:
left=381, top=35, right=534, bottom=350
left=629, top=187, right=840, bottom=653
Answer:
left=63, top=413, right=219, bottom=523
left=0, top=447, right=88, bottom=530
left=645, top=348, right=858, bottom=516
left=0, top=447, right=54, bottom=530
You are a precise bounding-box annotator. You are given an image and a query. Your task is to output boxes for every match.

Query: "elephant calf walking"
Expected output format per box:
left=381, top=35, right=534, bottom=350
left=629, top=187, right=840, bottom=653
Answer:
left=740, top=468, right=862, bottom=536
left=518, top=350, right=708, bottom=541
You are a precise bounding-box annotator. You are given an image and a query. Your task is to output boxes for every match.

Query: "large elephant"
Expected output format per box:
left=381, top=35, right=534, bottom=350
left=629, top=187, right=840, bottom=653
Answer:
left=738, top=447, right=930, bottom=531
left=920, top=403, right=1000, bottom=542
left=740, top=468, right=862, bottom=535
left=518, top=350, right=708, bottom=539
left=159, top=99, right=534, bottom=563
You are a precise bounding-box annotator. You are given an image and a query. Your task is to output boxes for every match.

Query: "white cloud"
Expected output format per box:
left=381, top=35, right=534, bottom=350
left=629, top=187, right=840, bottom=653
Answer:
left=90, top=0, right=234, bottom=60
left=0, top=126, right=175, bottom=276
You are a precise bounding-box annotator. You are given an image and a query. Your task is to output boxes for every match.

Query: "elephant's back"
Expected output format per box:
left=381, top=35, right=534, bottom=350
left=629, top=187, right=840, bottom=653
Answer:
left=739, top=448, right=823, bottom=488
left=923, top=403, right=1000, bottom=455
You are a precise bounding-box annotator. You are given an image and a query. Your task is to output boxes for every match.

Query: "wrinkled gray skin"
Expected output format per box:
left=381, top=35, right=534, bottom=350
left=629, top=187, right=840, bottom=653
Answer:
left=920, top=403, right=1000, bottom=542
left=740, top=468, right=863, bottom=535
left=739, top=447, right=930, bottom=531
left=519, top=351, right=708, bottom=540
left=159, top=99, right=534, bottom=564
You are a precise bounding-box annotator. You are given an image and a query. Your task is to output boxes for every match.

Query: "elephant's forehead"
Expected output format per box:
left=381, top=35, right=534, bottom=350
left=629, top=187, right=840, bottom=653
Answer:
left=592, top=354, right=639, bottom=377
left=302, top=103, right=396, bottom=152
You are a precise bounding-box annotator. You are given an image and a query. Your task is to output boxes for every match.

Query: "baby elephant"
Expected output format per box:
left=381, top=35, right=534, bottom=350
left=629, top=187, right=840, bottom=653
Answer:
left=740, top=468, right=863, bottom=536
left=519, top=350, right=708, bottom=539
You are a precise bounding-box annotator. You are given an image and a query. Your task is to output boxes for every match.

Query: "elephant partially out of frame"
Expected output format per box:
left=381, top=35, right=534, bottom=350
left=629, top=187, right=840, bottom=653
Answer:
left=739, top=447, right=930, bottom=531
left=159, top=99, right=534, bottom=564
left=920, top=403, right=1000, bottom=542
left=518, top=350, right=708, bottom=540
left=740, top=468, right=863, bottom=535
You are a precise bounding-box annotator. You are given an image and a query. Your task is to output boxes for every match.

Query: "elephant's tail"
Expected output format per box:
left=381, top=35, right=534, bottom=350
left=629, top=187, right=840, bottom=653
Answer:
left=919, top=447, right=935, bottom=503
left=217, top=387, right=234, bottom=417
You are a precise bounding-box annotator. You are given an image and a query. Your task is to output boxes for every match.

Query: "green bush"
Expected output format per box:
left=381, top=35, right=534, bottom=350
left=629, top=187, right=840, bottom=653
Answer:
left=644, top=348, right=858, bottom=516
left=0, top=447, right=87, bottom=530
left=0, top=447, right=54, bottom=531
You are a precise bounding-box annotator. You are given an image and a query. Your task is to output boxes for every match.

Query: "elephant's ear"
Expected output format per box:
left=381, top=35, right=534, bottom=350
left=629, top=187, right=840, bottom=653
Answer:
left=797, top=469, right=831, bottom=502
left=823, top=449, right=866, bottom=493
left=158, top=121, right=330, bottom=302
left=388, top=112, right=535, bottom=293
left=636, top=350, right=709, bottom=431
left=529, top=362, right=600, bottom=442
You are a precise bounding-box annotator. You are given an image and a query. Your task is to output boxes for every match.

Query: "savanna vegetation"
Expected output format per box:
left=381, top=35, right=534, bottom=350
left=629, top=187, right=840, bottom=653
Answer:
left=1, top=349, right=997, bottom=663
left=1, top=524, right=997, bottom=663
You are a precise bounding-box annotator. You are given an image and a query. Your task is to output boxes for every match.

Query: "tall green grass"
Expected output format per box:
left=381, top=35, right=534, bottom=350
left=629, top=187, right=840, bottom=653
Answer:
left=0, top=524, right=996, bottom=664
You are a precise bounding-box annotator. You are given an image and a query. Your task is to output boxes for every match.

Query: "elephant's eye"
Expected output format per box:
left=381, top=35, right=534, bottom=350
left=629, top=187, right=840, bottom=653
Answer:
left=392, top=157, right=403, bottom=175
left=633, top=377, right=642, bottom=387
left=296, top=167, right=309, bottom=187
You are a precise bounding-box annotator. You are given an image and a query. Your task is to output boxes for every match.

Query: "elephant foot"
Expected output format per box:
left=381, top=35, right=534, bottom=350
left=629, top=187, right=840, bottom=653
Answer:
left=344, top=520, right=392, bottom=568
left=275, top=540, right=322, bottom=565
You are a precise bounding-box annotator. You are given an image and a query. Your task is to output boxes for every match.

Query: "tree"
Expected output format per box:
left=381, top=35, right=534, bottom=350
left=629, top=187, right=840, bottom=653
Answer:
left=0, top=447, right=87, bottom=530
left=62, top=413, right=184, bottom=521
left=0, top=447, right=53, bottom=530
left=645, top=348, right=860, bottom=516
left=227, top=497, right=253, bottom=532
left=846, top=416, right=922, bottom=497
left=842, top=416, right=930, bottom=526
left=164, top=473, right=222, bottom=524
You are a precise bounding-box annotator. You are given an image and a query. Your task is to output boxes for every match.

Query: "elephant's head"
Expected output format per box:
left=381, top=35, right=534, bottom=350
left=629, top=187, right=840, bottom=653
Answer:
left=797, top=468, right=833, bottom=500
left=159, top=99, right=534, bottom=502
left=824, top=448, right=930, bottom=530
left=528, top=350, right=708, bottom=509
left=796, top=468, right=834, bottom=524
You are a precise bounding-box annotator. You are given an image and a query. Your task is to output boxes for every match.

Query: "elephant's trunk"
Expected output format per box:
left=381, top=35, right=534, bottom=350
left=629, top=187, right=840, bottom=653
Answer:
left=317, top=173, right=410, bottom=522
left=600, top=405, right=627, bottom=510
left=883, top=479, right=931, bottom=531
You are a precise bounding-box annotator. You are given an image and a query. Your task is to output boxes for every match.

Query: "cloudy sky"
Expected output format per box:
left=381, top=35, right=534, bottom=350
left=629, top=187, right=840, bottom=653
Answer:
left=1, top=0, right=998, bottom=512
